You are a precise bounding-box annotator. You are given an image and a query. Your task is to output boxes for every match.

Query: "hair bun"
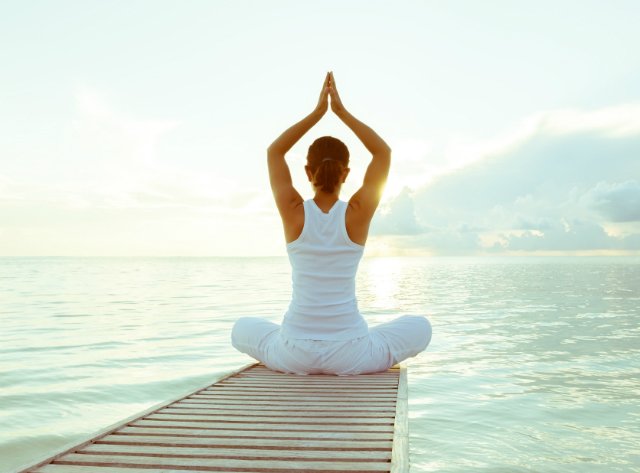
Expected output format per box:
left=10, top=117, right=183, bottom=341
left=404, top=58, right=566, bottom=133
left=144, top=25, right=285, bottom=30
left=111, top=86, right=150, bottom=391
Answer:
left=307, top=136, right=350, bottom=193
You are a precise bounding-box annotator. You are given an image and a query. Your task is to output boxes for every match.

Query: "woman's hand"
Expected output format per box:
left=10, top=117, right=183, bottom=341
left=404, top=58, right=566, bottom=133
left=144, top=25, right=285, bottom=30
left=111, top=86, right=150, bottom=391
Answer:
left=314, top=72, right=330, bottom=116
left=328, top=71, right=347, bottom=117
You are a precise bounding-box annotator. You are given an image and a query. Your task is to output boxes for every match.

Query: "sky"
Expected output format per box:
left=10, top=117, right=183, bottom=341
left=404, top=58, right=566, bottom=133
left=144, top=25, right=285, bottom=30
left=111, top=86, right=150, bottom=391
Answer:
left=1, top=0, right=639, bottom=256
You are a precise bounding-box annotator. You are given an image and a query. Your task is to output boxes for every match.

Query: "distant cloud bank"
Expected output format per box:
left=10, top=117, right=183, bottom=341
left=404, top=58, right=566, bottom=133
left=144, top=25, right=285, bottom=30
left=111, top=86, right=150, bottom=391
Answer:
left=371, top=104, right=640, bottom=255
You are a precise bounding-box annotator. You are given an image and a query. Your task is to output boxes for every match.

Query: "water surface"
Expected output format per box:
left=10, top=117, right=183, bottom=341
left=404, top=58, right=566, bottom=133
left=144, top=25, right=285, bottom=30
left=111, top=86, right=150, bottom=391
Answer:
left=1, top=256, right=639, bottom=472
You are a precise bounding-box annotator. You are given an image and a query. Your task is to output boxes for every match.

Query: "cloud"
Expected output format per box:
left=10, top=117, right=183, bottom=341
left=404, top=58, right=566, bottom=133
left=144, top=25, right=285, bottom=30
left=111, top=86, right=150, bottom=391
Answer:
left=369, top=103, right=640, bottom=254
left=583, top=180, right=640, bottom=222
left=0, top=86, right=276, bottom=256
left=372, top=187, right=424, bottom=235
left=72, top=86, right=179, bottom=167
left=537, top=103, right=640, bottom=138
left=0, top=86, right=266, bottom=214
left=371, top=188, right=481, bottom=254
left=496, top=221, right=640, bottom=252
left=497, top=220, right=640, bottom=252
left=384, top=103, right=640, bottom=198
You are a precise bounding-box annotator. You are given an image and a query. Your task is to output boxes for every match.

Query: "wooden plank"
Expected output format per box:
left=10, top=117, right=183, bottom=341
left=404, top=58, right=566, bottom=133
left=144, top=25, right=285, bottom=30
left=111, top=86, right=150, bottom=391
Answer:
left=116, top=427, right=392, bottom=441
left=189, top=393, right=397, bottom=401
left=99, top=433, right=392, bottom=449
left=201, top=383, right=397, bottom=394
left=53, top=453, right=392, bottom=471
left=390, top=365, right=409, bottom=473
left=234, top=375, right=399, bottom=382
left=176, top=398, right=396, bottom=407
left=198, top=386, right=397, bottom=399
left=159, top=404, right=395, bottom=419
left=36, top=466, right=228, bottom=473
left=229, top=370, right=399, bottom=377
left=236, top=372, right=398, bottom=379
left=132, top=419, right=394, bottom=432
left=227, top=380, right=398, bottom=387
left=195, top=388, right=399, bottom=396
left=181, top=395, right=397, bottom=402
left=221, top=378, right=399, bottom=385
left=146, top=413, right=394, bottom=424
left=83, top=443, right=392, bottom=460
left=247, top=366, right=400, bottom=373
left=169, top=402, right=396, bottom=412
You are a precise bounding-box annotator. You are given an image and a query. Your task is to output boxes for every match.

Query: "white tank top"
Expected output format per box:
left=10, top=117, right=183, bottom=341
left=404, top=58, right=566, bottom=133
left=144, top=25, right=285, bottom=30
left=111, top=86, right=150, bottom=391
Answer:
left=281, top=198, right=369, bottom=340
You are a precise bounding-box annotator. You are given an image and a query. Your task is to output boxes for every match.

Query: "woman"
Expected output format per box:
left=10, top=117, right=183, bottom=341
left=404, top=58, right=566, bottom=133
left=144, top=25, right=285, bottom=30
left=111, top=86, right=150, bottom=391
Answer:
left=232, top=71, right=431, bottom=375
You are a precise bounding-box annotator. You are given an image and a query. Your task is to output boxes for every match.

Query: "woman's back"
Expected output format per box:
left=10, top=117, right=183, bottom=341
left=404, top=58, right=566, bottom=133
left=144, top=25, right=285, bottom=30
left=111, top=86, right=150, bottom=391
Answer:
left=282, top=199, right=368, bottom=340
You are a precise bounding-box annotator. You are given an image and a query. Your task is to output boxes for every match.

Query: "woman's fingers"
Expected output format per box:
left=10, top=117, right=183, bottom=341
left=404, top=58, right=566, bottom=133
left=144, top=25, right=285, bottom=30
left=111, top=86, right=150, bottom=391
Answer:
left=329, top=72, right=339, bottom=96
left=320, top=72, right=330, bottom=97
left=315, top=72, right=331, bottom=115
left=328, top=71, right=346, bottom=114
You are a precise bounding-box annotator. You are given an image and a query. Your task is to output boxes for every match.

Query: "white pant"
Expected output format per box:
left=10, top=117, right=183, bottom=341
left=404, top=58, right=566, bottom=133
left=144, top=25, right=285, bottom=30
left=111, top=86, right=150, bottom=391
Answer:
left=231, top=315, right=432, bottom=375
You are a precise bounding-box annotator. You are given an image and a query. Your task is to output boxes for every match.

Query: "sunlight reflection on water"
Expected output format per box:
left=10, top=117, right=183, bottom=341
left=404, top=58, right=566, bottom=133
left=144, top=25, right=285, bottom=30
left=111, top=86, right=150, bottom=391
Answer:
left=1, top=256, right=639, bottom=472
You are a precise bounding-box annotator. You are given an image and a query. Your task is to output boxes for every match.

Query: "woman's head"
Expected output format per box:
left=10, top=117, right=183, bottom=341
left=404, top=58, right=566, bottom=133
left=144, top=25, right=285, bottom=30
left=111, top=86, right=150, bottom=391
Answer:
left=306, top=136, right=350, bottom=194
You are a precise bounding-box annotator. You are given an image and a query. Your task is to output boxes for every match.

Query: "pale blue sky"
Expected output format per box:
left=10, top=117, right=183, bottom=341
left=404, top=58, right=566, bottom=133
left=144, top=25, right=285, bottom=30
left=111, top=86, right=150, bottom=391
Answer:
left=1, top=1, right=639, bottom=256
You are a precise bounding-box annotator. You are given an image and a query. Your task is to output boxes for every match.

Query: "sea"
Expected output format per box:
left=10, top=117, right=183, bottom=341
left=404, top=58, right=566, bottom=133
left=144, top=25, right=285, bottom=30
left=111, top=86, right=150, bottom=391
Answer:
left=1, top=256, right=639, bottom=472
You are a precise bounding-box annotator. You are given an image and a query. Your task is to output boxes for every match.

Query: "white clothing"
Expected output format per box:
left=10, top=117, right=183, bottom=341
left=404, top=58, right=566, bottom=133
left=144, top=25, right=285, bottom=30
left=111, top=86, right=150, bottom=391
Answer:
left=232, top=315, right=432, bottom=375
left=230, top=197, right=432, bottom=374
left=281, top=199, right=368, bottom=341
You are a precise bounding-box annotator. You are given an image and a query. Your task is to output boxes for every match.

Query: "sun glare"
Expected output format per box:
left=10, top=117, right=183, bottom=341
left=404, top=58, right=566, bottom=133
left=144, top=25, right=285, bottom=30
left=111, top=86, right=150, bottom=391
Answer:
left=359, top=257, right=404, bottom=315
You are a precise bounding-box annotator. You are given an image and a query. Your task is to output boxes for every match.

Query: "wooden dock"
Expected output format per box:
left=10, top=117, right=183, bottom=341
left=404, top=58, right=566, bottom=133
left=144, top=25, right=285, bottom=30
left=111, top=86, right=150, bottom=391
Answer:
left=18, top=363, right=409, bottom=473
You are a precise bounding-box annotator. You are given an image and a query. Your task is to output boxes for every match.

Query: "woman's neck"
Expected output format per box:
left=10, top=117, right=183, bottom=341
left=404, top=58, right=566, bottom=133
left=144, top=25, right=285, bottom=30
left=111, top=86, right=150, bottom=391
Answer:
left=313, top=190, right=340, bottom=213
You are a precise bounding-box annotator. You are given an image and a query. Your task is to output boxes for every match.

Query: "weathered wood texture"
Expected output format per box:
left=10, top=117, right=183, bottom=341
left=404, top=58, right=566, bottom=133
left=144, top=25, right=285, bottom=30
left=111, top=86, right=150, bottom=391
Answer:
left=18, top=363, right=408, bottom=473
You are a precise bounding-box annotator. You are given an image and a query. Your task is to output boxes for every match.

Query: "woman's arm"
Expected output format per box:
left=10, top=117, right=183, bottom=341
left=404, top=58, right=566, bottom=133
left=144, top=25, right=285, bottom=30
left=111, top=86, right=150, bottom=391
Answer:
left=268, top=73, right=330, bottom=219
left=329, top=72, right=391, bottom=215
